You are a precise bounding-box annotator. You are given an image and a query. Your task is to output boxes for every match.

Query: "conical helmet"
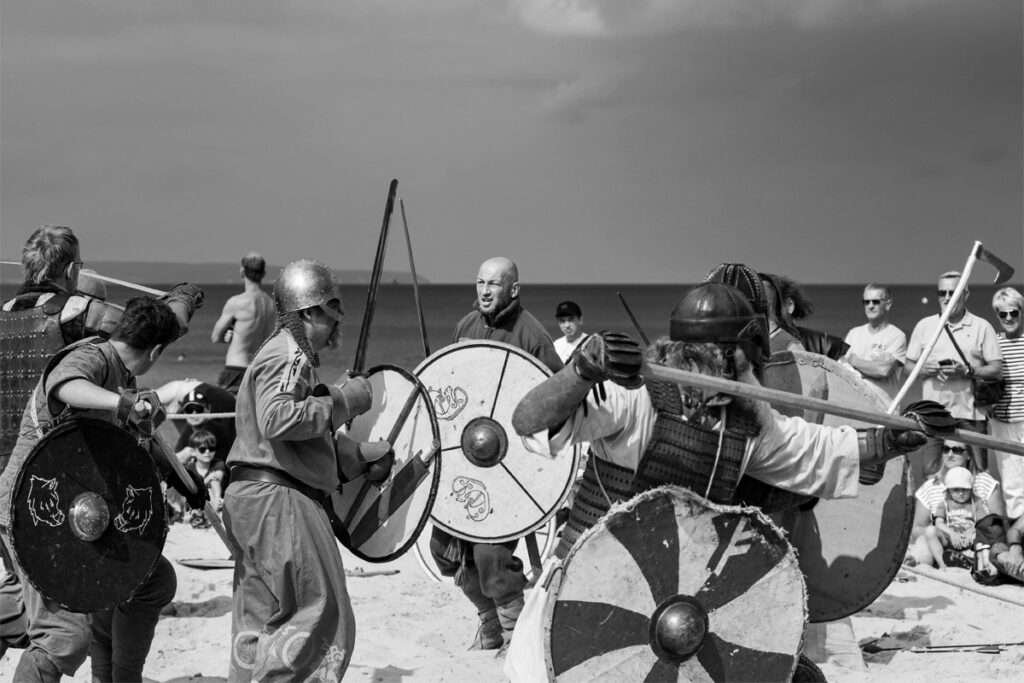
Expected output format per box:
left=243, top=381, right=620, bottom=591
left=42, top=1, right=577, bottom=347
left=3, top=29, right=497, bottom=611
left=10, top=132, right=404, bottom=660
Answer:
left=273, top=260, right=344, bottom=320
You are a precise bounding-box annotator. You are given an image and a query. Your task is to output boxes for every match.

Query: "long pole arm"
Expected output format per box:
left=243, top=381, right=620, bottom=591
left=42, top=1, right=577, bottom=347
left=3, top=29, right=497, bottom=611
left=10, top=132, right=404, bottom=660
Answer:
left=642, top=362, right=1024, bottom=456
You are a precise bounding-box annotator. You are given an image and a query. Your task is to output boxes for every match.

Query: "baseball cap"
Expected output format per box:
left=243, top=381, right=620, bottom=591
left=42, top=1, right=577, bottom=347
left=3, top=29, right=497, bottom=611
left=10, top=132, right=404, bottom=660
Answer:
left=182, top=387, right=209, bottom=414
left=555, top=301, right=582, bottom=318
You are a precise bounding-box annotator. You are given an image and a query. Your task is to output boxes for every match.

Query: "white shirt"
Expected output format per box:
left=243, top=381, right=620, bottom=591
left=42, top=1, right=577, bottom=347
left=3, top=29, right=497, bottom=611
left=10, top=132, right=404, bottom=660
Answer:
left=844, top=322, right=907, bottom=400
left=553, top=333, right=589, bottom=364
left=523, top=380, right=862, bottom=500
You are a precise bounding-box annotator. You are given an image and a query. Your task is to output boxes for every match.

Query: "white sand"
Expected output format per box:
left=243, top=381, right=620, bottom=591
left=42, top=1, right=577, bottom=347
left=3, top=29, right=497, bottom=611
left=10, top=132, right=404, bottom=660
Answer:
left=2, top=523, right=1023, bottom=681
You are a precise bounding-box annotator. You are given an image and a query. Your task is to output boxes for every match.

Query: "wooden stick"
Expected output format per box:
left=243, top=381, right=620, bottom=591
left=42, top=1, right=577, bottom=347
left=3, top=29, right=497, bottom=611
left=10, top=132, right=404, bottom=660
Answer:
left=352, top=179, right=398, bottom=374
left=643, top=362, right=1024, bottom=456
left=399, top=198, right=430, bottom=357
left=888, top=241, right=980, bottom=412
left=616, top=291, right=652, bottom=346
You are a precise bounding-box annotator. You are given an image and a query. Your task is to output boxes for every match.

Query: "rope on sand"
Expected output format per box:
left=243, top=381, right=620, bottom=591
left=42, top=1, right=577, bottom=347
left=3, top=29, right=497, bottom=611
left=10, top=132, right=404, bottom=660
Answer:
left=166, top=412, right=236, bottom=420
left=900, top=565, right=1024, bottom=608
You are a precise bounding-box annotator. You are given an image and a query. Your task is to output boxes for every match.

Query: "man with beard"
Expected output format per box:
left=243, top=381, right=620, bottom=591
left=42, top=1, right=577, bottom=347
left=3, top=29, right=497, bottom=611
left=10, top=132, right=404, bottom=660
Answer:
left=503, top=281, right=935, bottom=681
left=223, top=260, right=395, bottom=682
left=431, top=256, right=562, bottom=651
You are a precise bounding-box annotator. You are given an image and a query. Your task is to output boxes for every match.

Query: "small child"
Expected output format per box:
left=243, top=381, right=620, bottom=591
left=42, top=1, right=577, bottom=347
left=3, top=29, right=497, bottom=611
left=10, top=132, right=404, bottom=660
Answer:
left=922, top=467, right=991, bottom=570
left=176, top=428, right=227, bottom=527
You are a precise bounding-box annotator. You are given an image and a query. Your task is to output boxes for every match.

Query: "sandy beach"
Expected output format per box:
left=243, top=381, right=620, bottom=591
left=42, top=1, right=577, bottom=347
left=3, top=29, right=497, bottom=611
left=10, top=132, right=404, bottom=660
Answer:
left=3, top=520, right=1023, bottom=682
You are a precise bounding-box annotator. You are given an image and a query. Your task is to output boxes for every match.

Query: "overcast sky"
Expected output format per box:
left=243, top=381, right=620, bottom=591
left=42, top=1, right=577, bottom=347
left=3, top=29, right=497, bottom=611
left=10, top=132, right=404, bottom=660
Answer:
left=1, top=0, right=1021, bottom=284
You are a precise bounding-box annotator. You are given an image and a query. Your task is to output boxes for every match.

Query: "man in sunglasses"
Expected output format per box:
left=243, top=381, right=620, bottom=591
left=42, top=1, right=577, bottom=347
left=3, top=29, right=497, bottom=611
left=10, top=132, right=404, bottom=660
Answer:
left=844, top=284, right=907, bottom=401
left=905, top=270, right=1002, bottom=480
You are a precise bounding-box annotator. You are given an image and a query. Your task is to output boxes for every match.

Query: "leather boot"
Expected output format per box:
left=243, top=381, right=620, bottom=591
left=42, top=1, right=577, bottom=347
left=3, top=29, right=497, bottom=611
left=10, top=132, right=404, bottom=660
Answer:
left=468, top=606, right=503, bottom=651
left=461, top=568, right=502, bottom=651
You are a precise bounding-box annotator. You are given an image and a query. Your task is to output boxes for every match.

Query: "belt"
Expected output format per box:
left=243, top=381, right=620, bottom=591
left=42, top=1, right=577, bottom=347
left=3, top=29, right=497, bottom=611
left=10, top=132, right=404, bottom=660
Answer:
left=229, top=465, right=329, bottom=504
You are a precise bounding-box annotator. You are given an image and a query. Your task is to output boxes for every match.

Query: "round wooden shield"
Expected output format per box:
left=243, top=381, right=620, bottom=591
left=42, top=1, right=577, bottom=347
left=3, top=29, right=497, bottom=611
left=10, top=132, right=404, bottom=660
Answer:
left=10, top=418, right=167, bottom=612
left=544, top=486, right=805, bottom=682
left=763, top=349, right=914, bottom=623
left=415, top=340, right=580, bottom=543
left=412, top=517, right=559, bottom=584
left=331, top=364, right=441, bottom=563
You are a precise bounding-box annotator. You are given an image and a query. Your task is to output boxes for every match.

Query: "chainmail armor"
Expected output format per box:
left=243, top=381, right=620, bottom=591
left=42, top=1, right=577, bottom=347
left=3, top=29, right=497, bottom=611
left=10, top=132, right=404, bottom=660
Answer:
left=279, top=311, right=319, bottom=367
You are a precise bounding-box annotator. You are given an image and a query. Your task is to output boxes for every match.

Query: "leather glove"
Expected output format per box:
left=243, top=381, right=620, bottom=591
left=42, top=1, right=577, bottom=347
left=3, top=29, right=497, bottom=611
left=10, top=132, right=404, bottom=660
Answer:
left=169, top=468, right=209, bottom=510
left=882, top=426, right=928, bottom=454
left=161, top=282, right=205, bottom=319
left=116, top=389, right=166, bottom=436
left=572, top=331, right=644, bottom=389
left=902, top=400, right=957, bottom=438
left=359, top=440, right=395, bottom=483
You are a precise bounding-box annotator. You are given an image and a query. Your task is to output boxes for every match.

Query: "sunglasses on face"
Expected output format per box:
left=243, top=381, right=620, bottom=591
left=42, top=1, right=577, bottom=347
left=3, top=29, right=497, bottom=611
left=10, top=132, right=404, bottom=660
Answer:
left=937, top=290, right=957, bottom=298
left=998, top=309, right=1021, bottom=320
left=182, top=402, right=207, bottom=415
left=862, top=299, right=887, bottom=306
left=942, top=445, right=967, bottom=455
left=196, top=447, right=215, bottom=453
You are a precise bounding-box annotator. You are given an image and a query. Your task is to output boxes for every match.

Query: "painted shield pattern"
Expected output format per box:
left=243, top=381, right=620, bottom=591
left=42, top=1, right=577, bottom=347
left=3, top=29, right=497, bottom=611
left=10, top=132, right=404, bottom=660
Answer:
left=544, top=486, right=805, bottom=682
left=415, top=340, right=580, bottom=543
left=332, top=364, right=441, bottom=563
left=10, top=418, right=167, bottom=612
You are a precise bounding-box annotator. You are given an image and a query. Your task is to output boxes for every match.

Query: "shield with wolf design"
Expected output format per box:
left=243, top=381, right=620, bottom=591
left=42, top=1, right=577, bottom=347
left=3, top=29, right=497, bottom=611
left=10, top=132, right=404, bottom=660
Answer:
left=10, top=418, right=167, bottom=612
left=415, top=340, right=580, bottom=543
left=331, top=364, right=441, bottom=563
left=763, top=349, right=914, bottom=623
left=544, top=486, right=805, bottom=682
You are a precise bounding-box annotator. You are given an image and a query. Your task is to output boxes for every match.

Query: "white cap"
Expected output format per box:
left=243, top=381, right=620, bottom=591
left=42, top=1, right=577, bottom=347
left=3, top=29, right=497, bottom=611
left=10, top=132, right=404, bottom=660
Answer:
left=943, top=466, right=974, bottom=490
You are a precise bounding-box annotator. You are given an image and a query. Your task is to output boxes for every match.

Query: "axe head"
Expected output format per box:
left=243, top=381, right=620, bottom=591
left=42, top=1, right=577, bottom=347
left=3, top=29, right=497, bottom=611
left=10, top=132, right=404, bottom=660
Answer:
left=975, top=243, right=1015, bottom=285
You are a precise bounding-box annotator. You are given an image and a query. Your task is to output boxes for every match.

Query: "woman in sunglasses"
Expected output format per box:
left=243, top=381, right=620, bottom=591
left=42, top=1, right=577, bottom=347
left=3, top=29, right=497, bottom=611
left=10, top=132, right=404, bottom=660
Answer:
left=905, top=435, right=1005, bottom=567
left=988, top=287, right=1024, bottom=528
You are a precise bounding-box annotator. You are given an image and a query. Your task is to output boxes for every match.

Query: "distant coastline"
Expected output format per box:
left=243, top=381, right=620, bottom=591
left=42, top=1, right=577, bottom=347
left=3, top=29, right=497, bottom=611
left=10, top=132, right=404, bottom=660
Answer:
left=0, top=261, right=430, bottom=286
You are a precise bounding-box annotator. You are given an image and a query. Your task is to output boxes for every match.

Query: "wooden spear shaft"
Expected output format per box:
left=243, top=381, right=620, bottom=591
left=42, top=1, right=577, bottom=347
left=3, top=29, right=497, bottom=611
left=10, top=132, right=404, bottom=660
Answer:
left=642, top=362, right=1024, bottom=456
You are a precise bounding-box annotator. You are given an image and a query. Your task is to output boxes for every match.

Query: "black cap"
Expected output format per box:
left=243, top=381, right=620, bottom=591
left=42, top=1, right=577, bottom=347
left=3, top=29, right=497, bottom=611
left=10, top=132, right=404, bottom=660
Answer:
left=555, top=301, right=582, bottom=318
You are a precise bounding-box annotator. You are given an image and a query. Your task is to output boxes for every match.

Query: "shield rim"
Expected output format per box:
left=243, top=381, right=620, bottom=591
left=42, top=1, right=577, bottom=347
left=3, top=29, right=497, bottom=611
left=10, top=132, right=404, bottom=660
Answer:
left=334, top=363, right=441, bottom=563
left=787, top=349, right=914, bottom=623
left=543, top=485, right=804, bottom=681
left=9, top=417, right=167, bottom=612
left=414, top=339, right=580, bottom=543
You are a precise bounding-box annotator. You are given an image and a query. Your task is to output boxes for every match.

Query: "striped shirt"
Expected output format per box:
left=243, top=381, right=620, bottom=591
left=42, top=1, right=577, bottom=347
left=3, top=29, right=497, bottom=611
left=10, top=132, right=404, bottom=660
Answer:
left=992, top=333, right=1024, bottom=422
left=915, top=472, right=999, bottom=517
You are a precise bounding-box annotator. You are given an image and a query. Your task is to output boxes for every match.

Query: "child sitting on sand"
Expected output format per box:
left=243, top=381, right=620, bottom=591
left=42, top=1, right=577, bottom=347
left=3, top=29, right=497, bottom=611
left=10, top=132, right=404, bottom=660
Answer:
left=916, top=467, right=994, bottom=571
left=174, top=428, right=227, bottom=527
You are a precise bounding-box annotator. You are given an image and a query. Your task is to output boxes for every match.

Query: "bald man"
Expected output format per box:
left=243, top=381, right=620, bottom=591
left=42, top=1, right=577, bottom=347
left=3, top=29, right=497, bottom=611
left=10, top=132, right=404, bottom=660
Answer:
left=432, top=256, right=562, bottom=651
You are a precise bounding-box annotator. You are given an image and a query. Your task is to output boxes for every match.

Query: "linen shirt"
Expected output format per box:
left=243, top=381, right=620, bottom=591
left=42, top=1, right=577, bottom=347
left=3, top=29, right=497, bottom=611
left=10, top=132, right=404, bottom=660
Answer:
left=523, top=379, right=862, bottom=500
left=226, top=330, right=346, bottom=495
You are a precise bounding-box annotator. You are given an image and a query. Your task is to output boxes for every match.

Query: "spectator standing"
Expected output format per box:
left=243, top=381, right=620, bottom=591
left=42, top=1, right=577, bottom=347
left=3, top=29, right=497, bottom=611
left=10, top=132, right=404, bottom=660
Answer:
left=844, top=284, right=908, bottom=402
left=552, top=301, right=588, bottom=363
left=905, top=271, right=1002, bottom=478
left=211, top=252, right=276, bottom=394
left=988, top=287, right=1024, bottom=521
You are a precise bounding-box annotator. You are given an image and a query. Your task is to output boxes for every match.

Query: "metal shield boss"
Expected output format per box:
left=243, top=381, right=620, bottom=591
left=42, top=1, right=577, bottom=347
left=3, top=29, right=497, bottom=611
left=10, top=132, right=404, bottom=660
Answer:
left=544, top=486, right=805, bottom=682
left=331, top=364, right=441, bottom=563
left=763, top=349, right=913, bottom=623
left=415, top=340, right=580, bottom=543
left=10, top=418, right=167, bottom=612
